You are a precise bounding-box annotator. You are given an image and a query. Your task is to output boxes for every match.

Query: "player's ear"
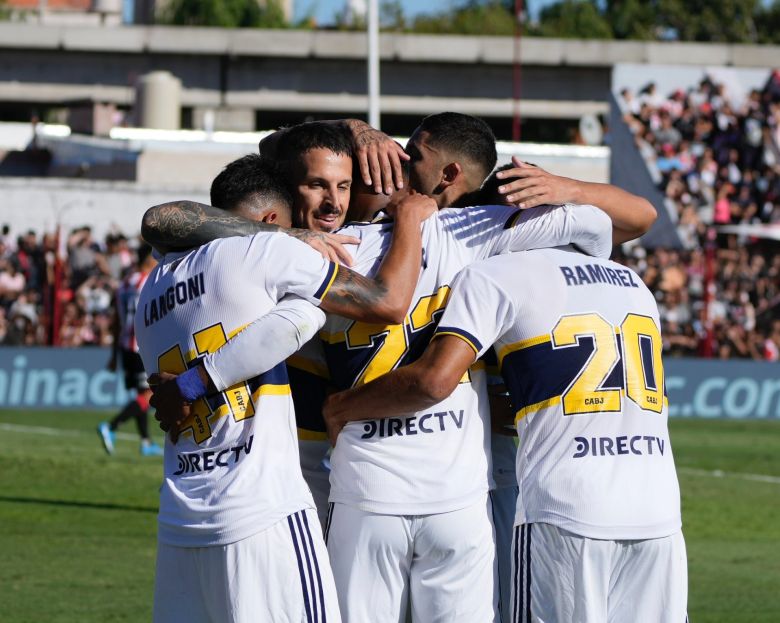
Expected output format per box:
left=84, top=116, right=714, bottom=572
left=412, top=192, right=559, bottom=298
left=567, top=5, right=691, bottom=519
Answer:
left=440, top=162, right=462, bottom=188
left=261, top=211, right=278, bottom=224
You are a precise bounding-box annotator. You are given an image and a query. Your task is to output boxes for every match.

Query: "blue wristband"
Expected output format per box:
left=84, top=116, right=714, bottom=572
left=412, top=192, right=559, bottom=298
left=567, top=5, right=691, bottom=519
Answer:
left=175, top=366, right=208, bottom=402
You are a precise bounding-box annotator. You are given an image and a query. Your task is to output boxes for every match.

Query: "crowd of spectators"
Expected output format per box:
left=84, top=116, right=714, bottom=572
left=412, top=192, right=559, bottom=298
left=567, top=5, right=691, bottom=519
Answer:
left=617, top=71, right=780, bottom=361
left=3, top=76, right=780, bottom=360
left=0, top=224, right=137, bottom=348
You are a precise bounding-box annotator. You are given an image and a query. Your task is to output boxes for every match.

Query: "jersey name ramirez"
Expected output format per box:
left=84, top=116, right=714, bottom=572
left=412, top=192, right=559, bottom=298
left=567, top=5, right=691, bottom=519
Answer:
left=360, top=410, right=465, bottom=439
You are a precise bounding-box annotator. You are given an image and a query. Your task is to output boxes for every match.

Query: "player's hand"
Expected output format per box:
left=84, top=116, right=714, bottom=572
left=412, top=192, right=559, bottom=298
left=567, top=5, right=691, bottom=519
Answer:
left=385, top=190, right=437, bottom=223
left=322, top=394, right=347, bottom=447
left=288, top=229, right=360, bottom=266
left=148, top=372, right=190, bottom=443
left=496, top=156, right=582, bottom=209
left=347, top=119, right=410, bottom=195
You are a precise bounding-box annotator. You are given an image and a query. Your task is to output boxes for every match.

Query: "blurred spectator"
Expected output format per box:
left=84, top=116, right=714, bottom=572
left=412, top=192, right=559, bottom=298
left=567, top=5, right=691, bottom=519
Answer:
left=67, top=226, right=108, bottom=289
left=0, top=258, right=26, bottom=303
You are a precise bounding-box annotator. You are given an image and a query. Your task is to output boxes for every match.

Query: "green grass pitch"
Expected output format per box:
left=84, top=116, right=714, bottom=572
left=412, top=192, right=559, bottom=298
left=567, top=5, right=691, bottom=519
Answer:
left=0, top=410, right=779, bottom=622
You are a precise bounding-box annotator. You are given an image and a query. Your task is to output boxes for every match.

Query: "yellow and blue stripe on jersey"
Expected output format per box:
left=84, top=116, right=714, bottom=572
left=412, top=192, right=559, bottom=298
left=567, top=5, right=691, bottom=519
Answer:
left=434, top=325, right=483, bottom=356
left=313, top=262, right=339, bottom=300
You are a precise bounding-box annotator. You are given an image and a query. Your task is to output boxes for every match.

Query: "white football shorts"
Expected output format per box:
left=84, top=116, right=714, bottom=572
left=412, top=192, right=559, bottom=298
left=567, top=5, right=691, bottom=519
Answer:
left=510, top=523, right=688, bottom=623
left=325, top=496, right=498, bottom=623
left=153, top=508, right=341, bottom=623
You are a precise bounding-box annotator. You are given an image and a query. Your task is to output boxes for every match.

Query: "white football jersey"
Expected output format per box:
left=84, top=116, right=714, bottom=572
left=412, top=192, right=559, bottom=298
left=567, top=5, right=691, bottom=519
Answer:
left=323, top=204, right=612, bottom=515
left=434, top=248, right=681, bottom=539
left=134, top=232, right=339, bottom=547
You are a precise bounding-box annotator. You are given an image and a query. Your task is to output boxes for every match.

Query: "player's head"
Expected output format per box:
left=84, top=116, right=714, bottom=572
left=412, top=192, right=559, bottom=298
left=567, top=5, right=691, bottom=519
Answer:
left=210, top=154, right=294, bottom=227
left=277, top=122, right=353, bottom=232
left=406, top=112, right=497, bottom=208
left=460, top=163, right=517, bottom=206
left=347, top=142, right=411, bottom=223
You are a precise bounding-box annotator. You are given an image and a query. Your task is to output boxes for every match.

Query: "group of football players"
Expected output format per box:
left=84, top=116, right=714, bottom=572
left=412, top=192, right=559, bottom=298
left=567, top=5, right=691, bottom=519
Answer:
left=133, top=113, right=688, bottom=622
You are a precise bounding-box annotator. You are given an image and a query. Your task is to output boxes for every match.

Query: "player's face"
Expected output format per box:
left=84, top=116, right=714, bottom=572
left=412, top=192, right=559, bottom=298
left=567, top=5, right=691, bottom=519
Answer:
left=291, top=148, right=352, bottom=232
left=406, top=130, right=444, bottom=200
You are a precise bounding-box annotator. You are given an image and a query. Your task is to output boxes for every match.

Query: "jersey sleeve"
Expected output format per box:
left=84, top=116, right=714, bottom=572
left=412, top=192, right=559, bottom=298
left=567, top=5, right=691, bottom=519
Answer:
left=433, top=264, right=517, bottom=360
left=203, top=296, right=326, bottom=391
left=485, top=204, right=613, bottom=260
left=436, top=205, right=520, bottom=263
left=253, top=233, right=340, bottom=306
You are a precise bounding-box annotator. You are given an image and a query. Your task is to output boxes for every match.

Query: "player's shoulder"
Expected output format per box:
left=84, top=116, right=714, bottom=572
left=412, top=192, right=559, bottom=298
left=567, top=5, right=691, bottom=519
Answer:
left=435, top=204, right=518, bottom=228
left=336, top=217, right=392, bottom=240
left=203, top=230, right=299, bottom=264
left=468, top=245, right=552, bottom=271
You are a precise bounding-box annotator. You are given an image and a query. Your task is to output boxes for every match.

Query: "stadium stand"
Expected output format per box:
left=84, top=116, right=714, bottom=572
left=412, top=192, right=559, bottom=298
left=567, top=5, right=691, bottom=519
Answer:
left=0, top=224, right=132, bottom=347
left=615, top=70, right=780, bottom=361
left=2, top=71, right=779, bottom=361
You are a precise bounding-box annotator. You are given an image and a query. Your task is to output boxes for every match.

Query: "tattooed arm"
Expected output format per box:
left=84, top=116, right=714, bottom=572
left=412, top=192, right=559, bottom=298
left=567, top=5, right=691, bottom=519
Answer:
left=320, top=191, right=435, bottom=324
left=141, top=201, right=275, bottom=253
left=141, top=201, right=357, bottom=265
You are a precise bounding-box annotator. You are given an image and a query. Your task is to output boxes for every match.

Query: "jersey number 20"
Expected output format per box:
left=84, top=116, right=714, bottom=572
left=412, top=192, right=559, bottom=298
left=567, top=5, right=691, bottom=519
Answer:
left=551, top=313, right=664, bottom=416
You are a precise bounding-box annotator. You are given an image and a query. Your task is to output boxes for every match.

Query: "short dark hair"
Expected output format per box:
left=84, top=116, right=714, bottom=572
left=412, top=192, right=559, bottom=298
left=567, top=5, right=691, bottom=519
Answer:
left=464, top=161, right=538, bottom=206
left=276, top=121, right=353, bottom=164
left=464, top=163, right=515, bottom=206
left=415, top=112, right=497, bottom=179
left=210, top=154, right=293, bottom=212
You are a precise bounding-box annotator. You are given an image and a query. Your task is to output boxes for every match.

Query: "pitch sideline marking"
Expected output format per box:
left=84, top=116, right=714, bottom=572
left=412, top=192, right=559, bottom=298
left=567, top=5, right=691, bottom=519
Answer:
left=0, top=422, right=139, bottom=441
left=678, top=466, right=780, bottom=485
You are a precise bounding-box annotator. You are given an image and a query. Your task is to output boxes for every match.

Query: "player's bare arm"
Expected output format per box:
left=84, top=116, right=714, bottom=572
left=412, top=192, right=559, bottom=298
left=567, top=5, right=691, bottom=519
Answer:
left=141, top=200, right=358, bottom=264
left=496, top=156, right=656, bottom=245
left=323, top=335, right=475, bottom=445
left=320, top=191, right=435, bottom=324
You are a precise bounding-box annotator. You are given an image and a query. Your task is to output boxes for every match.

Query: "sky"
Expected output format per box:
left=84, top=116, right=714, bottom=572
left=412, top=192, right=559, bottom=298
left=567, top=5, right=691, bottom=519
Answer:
left=293, top=0, right=559, bottom=26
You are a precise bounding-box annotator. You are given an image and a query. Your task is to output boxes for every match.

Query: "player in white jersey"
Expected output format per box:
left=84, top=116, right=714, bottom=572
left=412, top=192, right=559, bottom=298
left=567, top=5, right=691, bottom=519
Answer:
left=463, top=158, right=660, bottom=623
left=137, top=157, right=436, bottom=623
left=325, top=247, right=687, bottom=623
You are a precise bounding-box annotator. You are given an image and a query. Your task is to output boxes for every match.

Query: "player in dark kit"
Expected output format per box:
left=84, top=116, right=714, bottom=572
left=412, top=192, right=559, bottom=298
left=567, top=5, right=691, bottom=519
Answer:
left=97, top=243, right=163, bottom=457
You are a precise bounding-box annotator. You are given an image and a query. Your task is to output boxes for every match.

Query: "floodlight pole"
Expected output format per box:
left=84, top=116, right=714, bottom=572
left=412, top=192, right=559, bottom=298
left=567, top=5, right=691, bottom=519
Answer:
left=512, top=0, right=523, bottom=142
left=367, top=0, right=381, bottom=129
